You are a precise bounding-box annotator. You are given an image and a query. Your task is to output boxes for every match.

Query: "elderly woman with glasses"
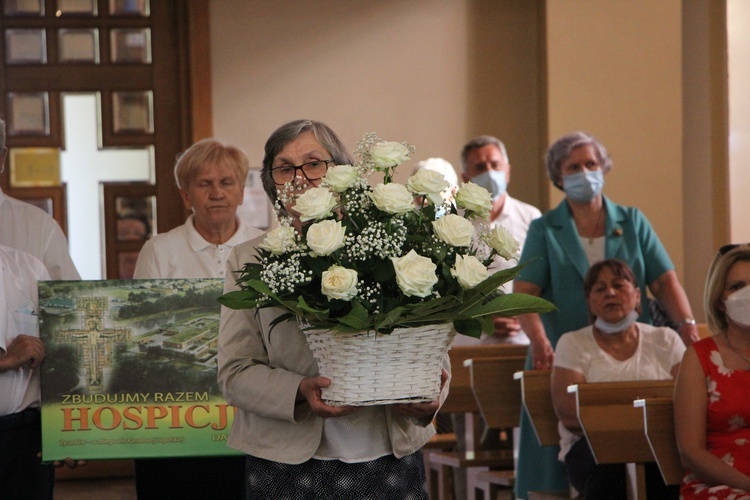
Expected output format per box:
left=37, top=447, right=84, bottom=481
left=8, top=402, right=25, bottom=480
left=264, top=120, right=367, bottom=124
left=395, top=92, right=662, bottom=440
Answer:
left=218, top=119, right=446, bottom=499
left=512, top=131, right=700, bottom=499
left=675, top=244, right=750, bottom=498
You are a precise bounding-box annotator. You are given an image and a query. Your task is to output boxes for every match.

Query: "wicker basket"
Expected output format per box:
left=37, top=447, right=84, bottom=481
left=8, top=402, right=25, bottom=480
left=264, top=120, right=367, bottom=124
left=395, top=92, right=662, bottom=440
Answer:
left=304, top=323, right=456, bottom=406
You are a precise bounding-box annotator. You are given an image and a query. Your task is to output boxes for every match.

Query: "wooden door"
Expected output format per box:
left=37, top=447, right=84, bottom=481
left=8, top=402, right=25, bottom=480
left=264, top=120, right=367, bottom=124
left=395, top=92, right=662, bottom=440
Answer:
left=0, top=0, right=210, bottom=278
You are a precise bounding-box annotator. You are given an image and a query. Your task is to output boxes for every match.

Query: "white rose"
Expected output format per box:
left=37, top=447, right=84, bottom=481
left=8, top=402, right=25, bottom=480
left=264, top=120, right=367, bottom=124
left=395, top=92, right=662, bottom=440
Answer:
left=488, top=224, right=521, bottom=260
left=451, top=254, right=488, bottom=289
left=391, top=249, right=438, bottom=298
left=258, top=225, right=296, bottom=255
left=455, top=182, right=492, bottom=218
left=407, top=169, right=450, bottom=205
left=306, top=220, right=346, bottom=256
left=321, top=265, right=358, bottom=301
left=323, top=164, right=359, bottom=192
left=292, top=186, right=337, bottom=222
left=370, top=141, right=411, bottom=169
left=432, top=214, right=475, bottom=247
left=370, top=183, right=414, bottom=214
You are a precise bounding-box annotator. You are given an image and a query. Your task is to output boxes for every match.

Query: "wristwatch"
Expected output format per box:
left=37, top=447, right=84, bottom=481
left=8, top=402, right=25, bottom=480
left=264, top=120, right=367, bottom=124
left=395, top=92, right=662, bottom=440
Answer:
left=677, top=317, right=696, bottom=328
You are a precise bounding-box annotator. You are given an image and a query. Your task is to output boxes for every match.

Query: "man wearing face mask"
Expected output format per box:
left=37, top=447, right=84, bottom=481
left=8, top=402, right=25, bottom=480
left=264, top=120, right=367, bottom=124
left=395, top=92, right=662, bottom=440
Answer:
left=458, top=135, right=541, bottom=345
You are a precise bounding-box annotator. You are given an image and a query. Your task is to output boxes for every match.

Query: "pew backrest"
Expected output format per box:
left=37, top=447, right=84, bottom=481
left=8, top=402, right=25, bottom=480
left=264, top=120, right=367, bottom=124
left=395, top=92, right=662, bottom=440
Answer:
left=514, top=370, right=560, bottom=446
left=442, top=344, right=528, bottom=414
left=633, top=397, right=684, bottom=485
left=569, top=379, right=674, bottom=464
left=464, top=356, right=527, bottom=428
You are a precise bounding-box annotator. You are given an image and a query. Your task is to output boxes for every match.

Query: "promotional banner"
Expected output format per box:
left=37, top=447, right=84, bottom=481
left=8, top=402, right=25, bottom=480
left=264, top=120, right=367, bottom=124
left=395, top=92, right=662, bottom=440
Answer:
left=39, top=279, right=241, bottom=461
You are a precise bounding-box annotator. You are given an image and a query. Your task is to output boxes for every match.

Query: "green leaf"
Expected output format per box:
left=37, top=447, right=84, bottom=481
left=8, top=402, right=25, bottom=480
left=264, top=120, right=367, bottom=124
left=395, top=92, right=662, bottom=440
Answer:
left=373, top=261, right=395, bottom=282
left=336, top=301, right=370, bottom=330
left=453, top=317, right=483, bottom=339
left=297, top=296, right=329, bottom=315
left=461, top=293, right=556, bottom=318
left=302, top=255, right=330, bottom=277
left=217, top=290, right=259, bottom=309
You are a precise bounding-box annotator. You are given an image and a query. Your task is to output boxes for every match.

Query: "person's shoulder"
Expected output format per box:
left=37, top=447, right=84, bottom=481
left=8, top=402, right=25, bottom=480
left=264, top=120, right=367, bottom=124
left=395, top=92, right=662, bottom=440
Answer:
left=603, top=197, right=648, bottom=222
left=235, top=220, right=266, bottom=243
left=230, top=232, right=268, bottom=261
left=0, top=243, right=48, bottom=279
left=558, top=326, right=592, bottom=347
left=144, top=222, right=190, bottom=247
left=2, top=192, right=61, bottom=226
left=506, top=195, right=542, bottom=217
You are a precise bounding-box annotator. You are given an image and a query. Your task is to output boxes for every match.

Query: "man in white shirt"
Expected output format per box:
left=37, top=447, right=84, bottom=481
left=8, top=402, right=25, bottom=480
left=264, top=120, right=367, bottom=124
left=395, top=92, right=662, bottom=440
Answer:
left=0, top=119, right=80, bottom=281
left=458, top=135, right=542, bottom=345
left=0, top=244, right=54, bottom=498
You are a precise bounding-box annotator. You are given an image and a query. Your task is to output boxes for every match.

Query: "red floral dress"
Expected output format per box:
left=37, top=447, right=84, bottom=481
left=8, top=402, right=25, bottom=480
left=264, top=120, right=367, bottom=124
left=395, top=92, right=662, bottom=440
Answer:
left=681, top=337, right=750, bottom=499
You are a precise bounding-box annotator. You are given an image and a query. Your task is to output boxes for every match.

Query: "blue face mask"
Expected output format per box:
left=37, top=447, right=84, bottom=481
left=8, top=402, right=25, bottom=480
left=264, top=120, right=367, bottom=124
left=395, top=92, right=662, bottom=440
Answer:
left=594, top=309, right=638, bottom=334
left=563, top=169, right=604, bottom=203
left=471, top=170, right=507, bottom=202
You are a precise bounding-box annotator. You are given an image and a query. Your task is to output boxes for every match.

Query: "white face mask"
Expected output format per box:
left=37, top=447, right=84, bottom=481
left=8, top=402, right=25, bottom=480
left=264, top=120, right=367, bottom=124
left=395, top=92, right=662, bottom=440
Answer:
left=724, top=285, right=750, bottom=328
left=594, top=310, right=639, bottom=335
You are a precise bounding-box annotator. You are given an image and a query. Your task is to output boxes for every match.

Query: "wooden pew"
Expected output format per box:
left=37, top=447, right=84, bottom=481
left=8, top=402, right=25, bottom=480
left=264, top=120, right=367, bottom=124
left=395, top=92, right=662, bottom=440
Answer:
left=465, top=355, right=527, bottom=430
left=465, top=355, right=526, bottom=500
left=514, top=370, right=559, bottom=446
left=569, top=380, right=675, bottom=500
left=425, top=344, right=526, bottom=500
left=633, top=397, right=684, bottom=485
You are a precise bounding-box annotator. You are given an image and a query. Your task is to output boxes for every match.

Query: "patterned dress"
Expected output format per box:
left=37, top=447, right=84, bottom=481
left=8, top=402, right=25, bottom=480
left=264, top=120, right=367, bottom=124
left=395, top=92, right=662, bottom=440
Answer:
left=681, top=337, right=750, bottom=499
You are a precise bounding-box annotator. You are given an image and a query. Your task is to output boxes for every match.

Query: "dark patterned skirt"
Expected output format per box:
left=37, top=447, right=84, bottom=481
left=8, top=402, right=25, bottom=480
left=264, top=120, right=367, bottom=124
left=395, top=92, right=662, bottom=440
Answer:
left=245, top=451, right=427, bottom=500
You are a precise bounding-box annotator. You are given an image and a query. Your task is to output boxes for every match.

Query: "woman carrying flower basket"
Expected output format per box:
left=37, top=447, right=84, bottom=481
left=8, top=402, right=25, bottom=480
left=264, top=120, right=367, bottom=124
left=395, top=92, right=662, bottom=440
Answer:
left=218, top=119, right=553, bottom=499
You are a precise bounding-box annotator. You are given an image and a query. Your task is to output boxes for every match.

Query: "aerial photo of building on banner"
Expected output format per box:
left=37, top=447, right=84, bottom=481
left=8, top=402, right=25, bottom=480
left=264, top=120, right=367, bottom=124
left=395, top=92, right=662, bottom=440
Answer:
left=38, top=278, right=241, bottom=461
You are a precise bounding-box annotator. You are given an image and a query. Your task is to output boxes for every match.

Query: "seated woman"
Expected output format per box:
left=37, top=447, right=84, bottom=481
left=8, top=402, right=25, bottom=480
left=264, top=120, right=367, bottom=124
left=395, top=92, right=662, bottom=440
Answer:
left=675, top=244, right=750, bottom=498
left=551, top=258, right=685, bottom=499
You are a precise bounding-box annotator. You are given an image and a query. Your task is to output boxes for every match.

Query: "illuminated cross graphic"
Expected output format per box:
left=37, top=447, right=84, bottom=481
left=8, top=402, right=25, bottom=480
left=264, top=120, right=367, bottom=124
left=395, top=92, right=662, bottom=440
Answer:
left=61, top=94, right=152, bottom=279
left=56, top=297, right=131, bottom=392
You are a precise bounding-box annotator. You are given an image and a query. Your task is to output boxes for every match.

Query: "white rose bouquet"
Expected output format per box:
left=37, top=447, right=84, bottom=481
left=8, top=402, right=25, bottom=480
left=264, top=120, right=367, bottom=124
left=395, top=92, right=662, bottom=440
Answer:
left=219, top=132, right=554, bottom=338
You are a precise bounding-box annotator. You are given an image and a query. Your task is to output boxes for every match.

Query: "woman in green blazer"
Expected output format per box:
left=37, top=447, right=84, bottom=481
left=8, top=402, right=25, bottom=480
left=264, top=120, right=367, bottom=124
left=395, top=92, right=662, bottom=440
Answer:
left=512, top=131, right=699, bottom=499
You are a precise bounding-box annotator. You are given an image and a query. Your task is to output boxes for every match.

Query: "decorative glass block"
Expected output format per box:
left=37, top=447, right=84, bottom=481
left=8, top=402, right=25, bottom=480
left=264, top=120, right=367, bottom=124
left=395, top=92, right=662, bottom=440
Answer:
left=4, top=0, right=44, bottom=16
left=59, top=29, right=99, bottom=63
left=112, top=91, right=153, bottom=133
left=5, top=29, right=47, bottom=64
left=110, top=28, right=151, bottom=63
left=8, top=93, right=50, bottom=136
left=109, top=0, right=149, bottom=16
left=56, top=0, right=97, bottom=16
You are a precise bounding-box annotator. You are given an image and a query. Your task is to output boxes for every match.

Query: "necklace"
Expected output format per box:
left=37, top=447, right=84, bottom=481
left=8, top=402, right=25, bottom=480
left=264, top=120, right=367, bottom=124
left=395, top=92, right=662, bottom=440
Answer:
left=725, top=332, right=750, bottom=367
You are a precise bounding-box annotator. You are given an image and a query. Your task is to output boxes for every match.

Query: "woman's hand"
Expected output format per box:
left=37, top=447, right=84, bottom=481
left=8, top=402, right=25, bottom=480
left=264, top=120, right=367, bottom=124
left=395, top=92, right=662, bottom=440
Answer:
left=392, top=369, right=449, bottom=418
left=297, top=376, right=360, bottom=418
left=530, top=337, right=554, bottom=370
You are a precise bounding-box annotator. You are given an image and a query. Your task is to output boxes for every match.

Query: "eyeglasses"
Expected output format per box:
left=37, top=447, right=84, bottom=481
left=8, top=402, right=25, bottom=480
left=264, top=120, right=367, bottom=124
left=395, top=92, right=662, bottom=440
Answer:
left=718, top=243, right=750, bottom=255
left=271, top=160, right=334, bottom=185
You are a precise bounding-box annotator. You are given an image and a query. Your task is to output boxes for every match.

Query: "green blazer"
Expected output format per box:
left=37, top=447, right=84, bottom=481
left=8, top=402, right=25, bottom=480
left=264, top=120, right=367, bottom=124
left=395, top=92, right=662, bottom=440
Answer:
left=516, top=196, right=673, bottom=349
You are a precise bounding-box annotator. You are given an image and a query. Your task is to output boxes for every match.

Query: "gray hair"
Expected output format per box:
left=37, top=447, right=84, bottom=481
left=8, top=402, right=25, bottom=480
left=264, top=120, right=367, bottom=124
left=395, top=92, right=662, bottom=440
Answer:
left=261, top=119, right=353, bottom=211
left=460, top=135, right=509, bottom=171
left=545, top=131, right=612, bottom=190
left=704, top=245, right=750, bottom=334
left=174, top=138, right=249, bottom=190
